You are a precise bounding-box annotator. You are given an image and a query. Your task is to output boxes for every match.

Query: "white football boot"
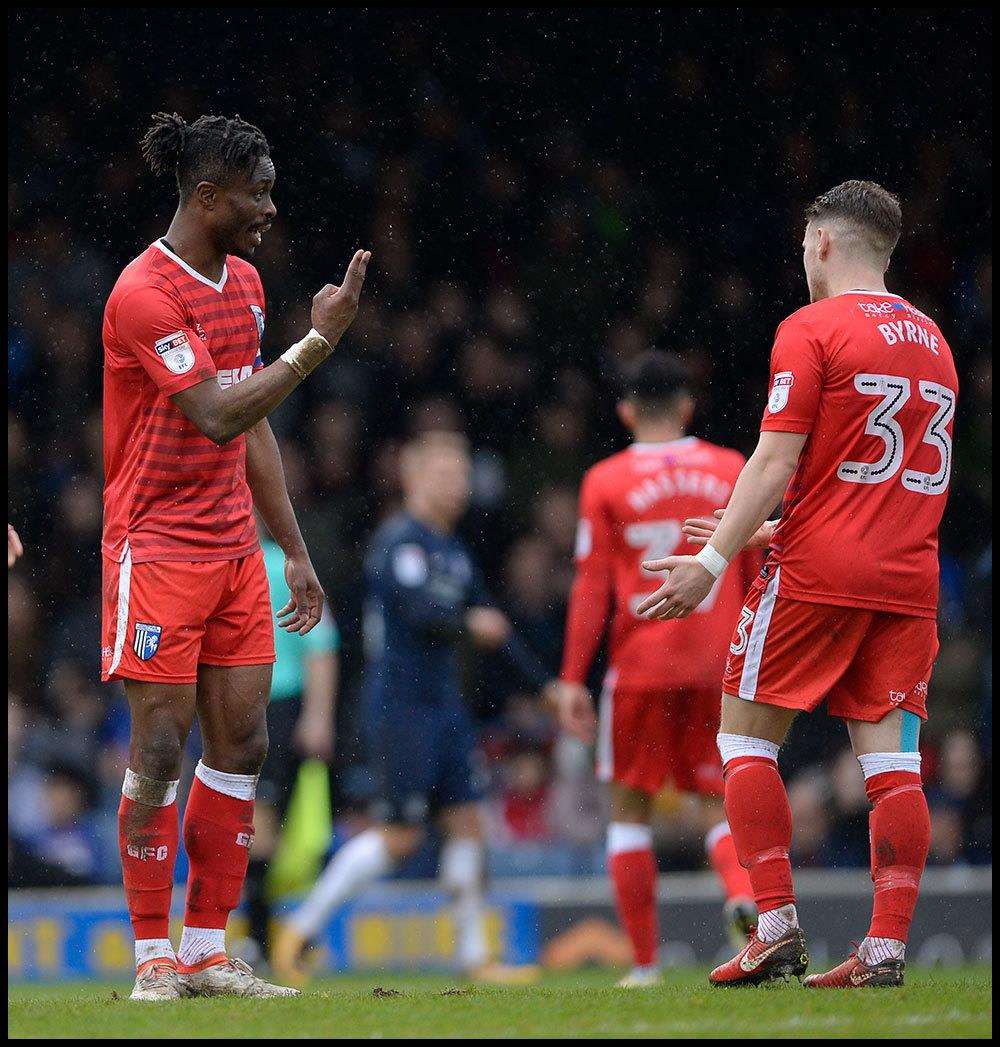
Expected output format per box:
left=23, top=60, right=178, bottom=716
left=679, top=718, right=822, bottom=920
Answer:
left=616, top=965, right=663, bottom=988
left=178, top=954, right=301, bottom=998
left=129, top=959, right=182, bottom=1002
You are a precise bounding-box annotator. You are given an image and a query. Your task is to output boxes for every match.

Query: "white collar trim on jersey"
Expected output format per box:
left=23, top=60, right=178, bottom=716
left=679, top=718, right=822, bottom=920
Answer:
left=837, top=289, right=904, bottom=299
left=630, top=437, right=697, bottom=451
left=153, top=239, right=228, bottom=292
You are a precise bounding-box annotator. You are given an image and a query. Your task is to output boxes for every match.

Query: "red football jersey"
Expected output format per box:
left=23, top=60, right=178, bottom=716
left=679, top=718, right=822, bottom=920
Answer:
left=761, top=290, right=958, bottom=618
left=560, top=438, right=761, bottom=690
left=102, top=240, right=266, bottom=564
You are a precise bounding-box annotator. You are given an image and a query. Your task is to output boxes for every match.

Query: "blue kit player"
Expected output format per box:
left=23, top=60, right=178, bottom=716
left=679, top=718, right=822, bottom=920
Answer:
left=274, top=431, right=550, bottom=984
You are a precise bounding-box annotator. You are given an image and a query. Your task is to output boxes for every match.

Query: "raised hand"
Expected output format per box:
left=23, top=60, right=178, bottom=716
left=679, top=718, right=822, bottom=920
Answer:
left=311, top=249, right=372, bottom=344
left=682, top=508, right=776, bottom=550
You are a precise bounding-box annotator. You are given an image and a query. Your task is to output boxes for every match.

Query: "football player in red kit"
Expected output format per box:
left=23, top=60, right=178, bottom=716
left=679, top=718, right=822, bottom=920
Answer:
left=641, top=181, right=957, bottom=988
left=553, top=351, right=759, bottom=987
left=102, top=112, right=370, bottom=1001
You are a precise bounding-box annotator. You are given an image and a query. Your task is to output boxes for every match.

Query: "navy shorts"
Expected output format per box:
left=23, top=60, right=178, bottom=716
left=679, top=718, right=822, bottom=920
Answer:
left=362, top=687, right=486, bottom=825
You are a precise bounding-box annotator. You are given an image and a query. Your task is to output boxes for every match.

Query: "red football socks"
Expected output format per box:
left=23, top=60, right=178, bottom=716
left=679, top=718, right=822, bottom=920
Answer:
left=706, top=822, right=754, bottom=901
left=608, top=843, right=659, bottom=967
left=865, top=770, right=930, bottom=942
left=182, top=773, right=255, bottom=931
left=119, top=793, right=179, bottom=941
left=723, top=755, right=796, bottom=913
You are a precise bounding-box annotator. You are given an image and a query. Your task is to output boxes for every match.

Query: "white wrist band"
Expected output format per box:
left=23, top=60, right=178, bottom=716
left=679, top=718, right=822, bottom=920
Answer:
left=695, top=545, right=729, bottom=579
left=280, top=328, right=332, bottom=379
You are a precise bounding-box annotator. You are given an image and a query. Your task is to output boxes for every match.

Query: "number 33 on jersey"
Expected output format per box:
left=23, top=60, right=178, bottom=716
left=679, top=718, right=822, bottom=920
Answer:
left=762, top=290, right=958, bottom=619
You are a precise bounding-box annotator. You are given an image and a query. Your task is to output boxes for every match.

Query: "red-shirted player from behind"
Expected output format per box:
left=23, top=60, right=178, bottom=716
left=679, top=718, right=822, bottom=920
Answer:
left=640, top=181, right=958, bottom=988
left=103, top=113, right=371, bottom=1002
left=554, top=352, right=759, bottom=988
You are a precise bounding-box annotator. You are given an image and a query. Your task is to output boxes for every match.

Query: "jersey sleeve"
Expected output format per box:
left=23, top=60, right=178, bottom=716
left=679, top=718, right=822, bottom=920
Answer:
left=559, top=468, right=615, bottom=685
left=111, top=284, right=217, bottom=395
left=759, top=314, right=825, bottom=434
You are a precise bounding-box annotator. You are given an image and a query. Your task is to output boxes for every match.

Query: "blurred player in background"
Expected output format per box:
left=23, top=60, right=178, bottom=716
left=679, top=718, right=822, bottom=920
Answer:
left=274, top=431, right=550, bottom=985
left=553, top=352, right=759, bottom=988
left=101, top=111, right=370, bottom=1001
left=240, top=528, right=341, bottom=967
left=640, top=181, right=957, bottom=988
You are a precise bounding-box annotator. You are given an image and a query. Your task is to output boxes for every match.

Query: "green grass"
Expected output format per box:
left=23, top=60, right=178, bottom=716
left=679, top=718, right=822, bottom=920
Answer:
left=8, top=966, right=992, bottom=1039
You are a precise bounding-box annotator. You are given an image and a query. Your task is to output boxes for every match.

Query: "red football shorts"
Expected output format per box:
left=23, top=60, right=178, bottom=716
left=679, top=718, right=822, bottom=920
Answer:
left=596, top=669, right=724, bottom=796
left=722, top=567, right=937, bottom=723
left=101, top=548, right=275, bottom=684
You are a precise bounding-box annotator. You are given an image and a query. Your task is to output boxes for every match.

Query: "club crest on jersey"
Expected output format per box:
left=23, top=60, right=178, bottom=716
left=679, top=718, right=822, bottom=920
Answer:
left=249, top=304, right=265, bottom=341
left=133, top=622, right=162, bottom=661
left=153, top=331, right=196, bottom=375
left=768, top=371, right=794, bottom=413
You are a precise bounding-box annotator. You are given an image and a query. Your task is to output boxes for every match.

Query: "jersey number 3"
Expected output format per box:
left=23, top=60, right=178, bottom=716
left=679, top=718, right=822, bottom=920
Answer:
left=837, top=373, right=955, bottom=495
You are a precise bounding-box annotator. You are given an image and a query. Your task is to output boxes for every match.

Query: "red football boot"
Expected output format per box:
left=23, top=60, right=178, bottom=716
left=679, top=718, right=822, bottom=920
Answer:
left=803, top=949, right=904, bottom=988
left=709, top=928, right=809, bottom=987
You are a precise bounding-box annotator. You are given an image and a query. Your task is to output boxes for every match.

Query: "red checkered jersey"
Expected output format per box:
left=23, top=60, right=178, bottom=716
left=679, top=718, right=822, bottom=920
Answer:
left=560, top=438, right=762, bottom=690
left=102, top=240, right=267, bottom=564
left=761, top=290, right=958, bottom=618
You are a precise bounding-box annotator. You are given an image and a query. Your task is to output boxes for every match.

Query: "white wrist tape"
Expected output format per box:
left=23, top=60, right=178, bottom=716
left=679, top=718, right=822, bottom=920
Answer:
left=280, top=328, right=332, bottom=379
left=695, top=544, right=729, bottom=579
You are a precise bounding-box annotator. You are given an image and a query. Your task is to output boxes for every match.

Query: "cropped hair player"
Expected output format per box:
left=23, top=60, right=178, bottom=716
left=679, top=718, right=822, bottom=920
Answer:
left=554, top=349, right=761, bottom=986
left=643, top=180, right=958, bottom=988
left=102, top=111, right=371, bottom=1001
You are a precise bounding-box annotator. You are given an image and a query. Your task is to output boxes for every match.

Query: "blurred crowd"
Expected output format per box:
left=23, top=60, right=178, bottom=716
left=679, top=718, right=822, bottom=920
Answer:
left=8, top=11, right=992, bottom=886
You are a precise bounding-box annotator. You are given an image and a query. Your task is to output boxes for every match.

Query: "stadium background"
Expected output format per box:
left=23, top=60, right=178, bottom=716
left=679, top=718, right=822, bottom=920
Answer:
left=7, top=9, right=991, bottom=975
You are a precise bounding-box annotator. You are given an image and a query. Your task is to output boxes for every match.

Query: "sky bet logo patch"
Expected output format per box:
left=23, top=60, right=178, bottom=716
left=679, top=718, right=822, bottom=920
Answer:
left=133, top=622, right=162, bottom=661
left=153, top=331, right=196, bottom=375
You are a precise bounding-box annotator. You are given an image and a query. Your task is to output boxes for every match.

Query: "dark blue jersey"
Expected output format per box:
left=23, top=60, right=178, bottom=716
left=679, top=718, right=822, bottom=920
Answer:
left=363, top=512, right=489, bottom=702
left=362, top=511, right=549, bottom=704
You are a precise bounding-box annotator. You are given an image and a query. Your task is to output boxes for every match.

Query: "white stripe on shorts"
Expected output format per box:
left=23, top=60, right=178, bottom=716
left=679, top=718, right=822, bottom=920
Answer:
left=107, top=540, right=133, bottom=676
left=738, top=566, right=780, bottom=701
left=595, top=667, right=619, bottom=782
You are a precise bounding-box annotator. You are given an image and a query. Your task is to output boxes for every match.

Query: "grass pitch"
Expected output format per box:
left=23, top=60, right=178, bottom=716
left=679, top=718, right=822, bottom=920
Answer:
left=8, top=966, right=991, bottom=1039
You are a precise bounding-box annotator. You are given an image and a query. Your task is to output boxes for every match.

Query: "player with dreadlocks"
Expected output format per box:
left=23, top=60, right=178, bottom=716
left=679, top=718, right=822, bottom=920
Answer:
left=101, top=112, right=370, bottom=1001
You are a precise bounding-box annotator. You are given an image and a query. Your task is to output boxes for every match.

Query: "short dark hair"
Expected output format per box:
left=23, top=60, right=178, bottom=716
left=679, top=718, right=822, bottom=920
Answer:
left=141, top=112, right=271, bottom=200
left=805, top=180, right=902, bottom=261
left=618, top=351, right=692, bottom=416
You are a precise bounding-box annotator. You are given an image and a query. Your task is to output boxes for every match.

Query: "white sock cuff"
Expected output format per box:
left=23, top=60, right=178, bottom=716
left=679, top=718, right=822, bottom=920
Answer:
left=135, top=938, right=176, bottom=966
left=122, top=769, right=179, bottom=806
left=704, top=821, right=732, bottom=854
left=439, top=837, right=484, bottom=893
left=717, top=733, right=780, bottom=765
left=607, top=821, right=653, bottom=856
left=857, top=751, right=922, bottom=780
left=194, top=760, right=257, bottom=801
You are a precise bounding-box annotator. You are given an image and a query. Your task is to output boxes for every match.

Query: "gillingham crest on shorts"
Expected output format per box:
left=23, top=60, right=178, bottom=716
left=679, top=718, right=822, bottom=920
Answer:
left=768, top=371, right=794, bottom=413
left=249, top=304, right=265, bottom=341
left=153, top=331, right=196, bottom=375
left=133, top=622, right=162, bottom=661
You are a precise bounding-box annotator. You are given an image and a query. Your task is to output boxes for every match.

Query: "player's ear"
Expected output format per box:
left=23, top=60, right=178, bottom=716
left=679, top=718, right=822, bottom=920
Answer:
left=616, top=400, right=635, bottom=431
left=677, top=392, right=696, bottom=429
left=193, top=181, right=217, bottom=212
left=817, top=227, right=832, bottom=260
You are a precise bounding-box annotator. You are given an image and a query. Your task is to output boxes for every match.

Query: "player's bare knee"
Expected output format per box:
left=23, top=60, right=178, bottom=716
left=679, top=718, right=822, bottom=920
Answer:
left=719, top=693, right=794, bottom=745
left=610, top=783, right=652, bottom=823
left=384, top=824, right=423, bottom=860
left=130, top=725, right=184, bottom=782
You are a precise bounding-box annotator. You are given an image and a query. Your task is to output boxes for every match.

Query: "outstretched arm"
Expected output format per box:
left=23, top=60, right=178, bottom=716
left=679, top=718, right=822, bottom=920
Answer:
left=636, top=431, right=806, bottom=620
left=246, top=419, right=324, bottom=635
